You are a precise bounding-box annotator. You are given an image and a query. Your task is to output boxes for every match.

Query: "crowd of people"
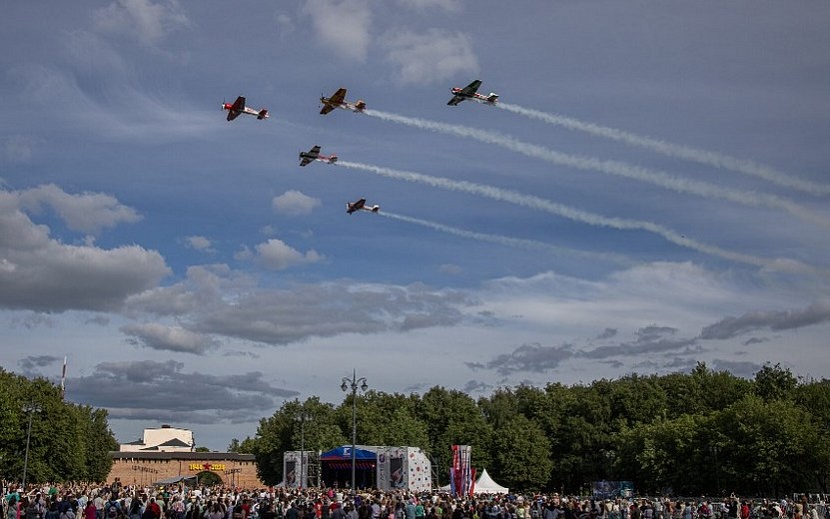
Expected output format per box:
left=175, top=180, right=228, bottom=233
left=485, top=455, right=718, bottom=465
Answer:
left=2, top=481, right=826, bottom=519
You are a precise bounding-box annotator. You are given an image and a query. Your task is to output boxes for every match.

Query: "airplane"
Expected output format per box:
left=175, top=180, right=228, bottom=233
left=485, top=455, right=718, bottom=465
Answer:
left=319, top=88, right=366, bottom=115
left=346, top=198, right=379, bottom=214
left=299, top=145, right=338, bottom=167
left=447, top=79, right=499, bottom=106
left=222, top=96, right=269, bottom=121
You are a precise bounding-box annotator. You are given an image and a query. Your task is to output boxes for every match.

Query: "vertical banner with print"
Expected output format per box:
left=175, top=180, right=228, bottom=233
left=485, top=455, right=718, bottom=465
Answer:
left=283, top=453, right=298, bottom=488
left=377, top=447, right=407, bottom=490
left=450, top=445, right=472, bottom=496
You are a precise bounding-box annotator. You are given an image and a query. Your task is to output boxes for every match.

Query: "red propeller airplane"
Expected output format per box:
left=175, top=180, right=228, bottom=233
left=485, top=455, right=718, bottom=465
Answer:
left=320, top=88, right=366, bottom=115
left=299, top=145, right=338, bottom=167
left=346, top=198, right=379, bottom=214
left=447, top=79, right=499, bottom=106
left=222, top=96, right=269, bottom=121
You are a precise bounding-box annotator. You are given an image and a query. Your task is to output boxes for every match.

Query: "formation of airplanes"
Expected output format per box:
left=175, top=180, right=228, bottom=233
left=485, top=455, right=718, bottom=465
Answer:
left=299, top=145, right=338, bottom=167
left=222, top=96, right=269, bottom=121
left=223, top=80, right=498, bottom=216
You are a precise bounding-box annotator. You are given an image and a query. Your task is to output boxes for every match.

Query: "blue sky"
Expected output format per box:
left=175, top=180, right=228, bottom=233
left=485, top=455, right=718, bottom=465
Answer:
left=2, top=0, right=829, bottom=450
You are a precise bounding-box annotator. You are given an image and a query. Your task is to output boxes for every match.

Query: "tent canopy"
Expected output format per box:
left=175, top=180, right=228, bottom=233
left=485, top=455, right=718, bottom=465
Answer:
left=438, top=469, right=509, bottom=495
left=474, top=469, right=508, bottom=494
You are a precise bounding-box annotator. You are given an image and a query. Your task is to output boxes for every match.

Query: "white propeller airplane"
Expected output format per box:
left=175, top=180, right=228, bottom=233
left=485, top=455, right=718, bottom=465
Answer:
left=320, top=88, right=366, bottom=115
left=447, top=79, right=498, bottom=106
left=299, top=145, right=338, bottom=167
left=222, top=96, right=269, bottom=121
left=346, top=198, right=379, bottom=214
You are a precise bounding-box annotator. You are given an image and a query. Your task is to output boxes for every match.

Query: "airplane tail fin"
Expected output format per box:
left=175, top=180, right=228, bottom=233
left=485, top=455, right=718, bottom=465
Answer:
left=355, top=100, right=366, bottom=111
left=371, top=205, right=380, bottom=213
left=257, top=109, right=269, bottom=119
left=330, top=155, right=338, bottom=164
left=488, top=93, right=499, bottom=103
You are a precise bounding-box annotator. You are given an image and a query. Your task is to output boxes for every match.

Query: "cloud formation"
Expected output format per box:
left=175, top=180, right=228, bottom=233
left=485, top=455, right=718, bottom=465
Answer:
left=93, top=0, right=191, bottom=45
left=700, top=300, right=830, bottom=340
left=17, top=184, right=141, bottom=235
left=383, top=29, right=479, bottom=85
left=69, top=360, right=298, bottom=422
left=272, top=191, right=322, bottom=216
left=254, top=239, right=323, bottom=270
left=0, top=187, right=169, bottom=312
left=300, top=0, right=372, bottom=62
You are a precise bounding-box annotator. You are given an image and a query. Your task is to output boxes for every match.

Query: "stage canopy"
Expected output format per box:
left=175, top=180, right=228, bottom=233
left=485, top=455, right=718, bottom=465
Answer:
left=320, top=446, right=377, bottom=469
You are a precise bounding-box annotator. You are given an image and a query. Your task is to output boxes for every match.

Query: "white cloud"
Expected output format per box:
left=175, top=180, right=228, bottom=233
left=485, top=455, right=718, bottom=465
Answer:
left=17, top=184, right=141, bottom=235
left=0, top=188, right=169, bottom=313
left=300, top=0, right=372, bottom=62
left=3, top=136, right=40, bottom=162
left=272, top=190, right=322, bottom=216
left=395, top=0, right=462, bottom=12
left=121, top=322, right=220, bottom=355
left=93, top=0, right=191, bottom=46
left=254, top=239, right=323, bottom=270
left=185, top=235, right=214, bottom=252
left=383, top=29, right=479, bottom=85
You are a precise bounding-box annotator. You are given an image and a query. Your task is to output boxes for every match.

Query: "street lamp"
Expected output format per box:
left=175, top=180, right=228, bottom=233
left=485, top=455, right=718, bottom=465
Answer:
left=340, top=369, right=368, bottom=491
left=710, top=444, right=720, bottom=495
left=22, top=401, right=42, bottom=491
left=296, top=410, right=312, bottom=489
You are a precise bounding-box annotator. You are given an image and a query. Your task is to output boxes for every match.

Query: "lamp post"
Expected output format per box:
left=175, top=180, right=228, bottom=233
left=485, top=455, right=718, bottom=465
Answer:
left=22, top=401, right=41, bottom=491
left=297, top=410, right=312, bottom=489
left=710, top=444, right=720, bottom=495
left=340, top=369, right=368, bottom=491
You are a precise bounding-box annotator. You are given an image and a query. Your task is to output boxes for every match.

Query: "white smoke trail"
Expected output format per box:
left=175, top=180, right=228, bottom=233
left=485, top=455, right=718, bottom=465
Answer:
left=362, top=109, right=830, bottom=229
left=378, top=211, right=634, bottom=266
left=339, top=160, right=824, bottom=276
left=496, top=102, right=830, bottom=196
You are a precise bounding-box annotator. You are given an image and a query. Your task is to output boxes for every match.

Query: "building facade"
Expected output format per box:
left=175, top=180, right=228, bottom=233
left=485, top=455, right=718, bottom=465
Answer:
left=119, top=425, right=194, bottom=453
left=109, top=451, right=264, bottom=489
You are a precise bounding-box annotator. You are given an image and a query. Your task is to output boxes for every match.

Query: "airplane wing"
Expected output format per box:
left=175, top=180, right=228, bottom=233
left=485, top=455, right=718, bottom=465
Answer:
left=299, top=146, right=321, bottom=166
left=226, top=96, right=245, bottom=121
left=447, top=95, right=464, bottom=106
left=459, top=80, right=482, bottom=96
left=319, top=104, right=335, bottom=115
left=329, top=88, right=347, bottom=104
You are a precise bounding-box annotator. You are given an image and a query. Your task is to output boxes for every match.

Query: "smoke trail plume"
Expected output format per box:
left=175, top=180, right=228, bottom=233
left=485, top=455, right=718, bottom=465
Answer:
left=338, top=160, right=823, bottom=276
left=496, top=102, right=830, bottom=196
left=378, top=211, right=633, bottom=266
left=362, top=109, right=830, bottom=229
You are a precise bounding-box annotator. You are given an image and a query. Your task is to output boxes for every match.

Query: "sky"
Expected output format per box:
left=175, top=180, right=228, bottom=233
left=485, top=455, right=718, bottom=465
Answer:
left=2, top=0, right=829, bottom=451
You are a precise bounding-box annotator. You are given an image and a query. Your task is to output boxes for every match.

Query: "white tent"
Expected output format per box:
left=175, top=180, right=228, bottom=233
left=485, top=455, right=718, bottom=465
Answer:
left=438, top=469, right=509, bottom=495
left=473, top=469, right=509, bottom=494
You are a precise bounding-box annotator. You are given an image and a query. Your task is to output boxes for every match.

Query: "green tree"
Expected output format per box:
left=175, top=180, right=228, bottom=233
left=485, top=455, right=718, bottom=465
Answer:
left=416, top=387, right=493, bottom=485
left=753, top=363, right=798, bottom=402
left=490, top=414, right=552, bottom=491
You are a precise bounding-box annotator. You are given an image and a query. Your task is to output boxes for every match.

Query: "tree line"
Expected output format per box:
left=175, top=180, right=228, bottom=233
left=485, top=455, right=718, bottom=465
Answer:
left=233, top=363, right=830, bottom=496
left=0, top=368, right=118, bottom=484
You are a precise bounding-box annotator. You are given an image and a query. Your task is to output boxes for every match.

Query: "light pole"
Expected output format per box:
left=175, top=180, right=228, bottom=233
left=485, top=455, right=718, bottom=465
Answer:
left=341, top=369, right=368, bottom=491
left=296, top=410, right=312, bottom=489
left=22, top=401, right=42, bottom=491
left=710, top=444, right=720, bottom=495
